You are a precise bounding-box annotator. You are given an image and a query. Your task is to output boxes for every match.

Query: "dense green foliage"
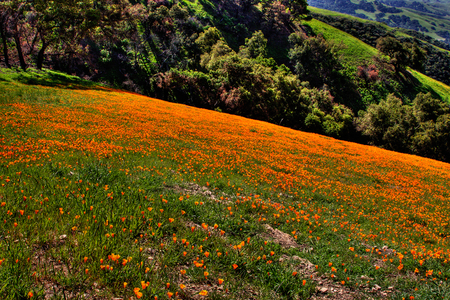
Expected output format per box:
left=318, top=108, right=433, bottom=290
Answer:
left=357, top=93, right=450, bottom=161
left=1, top=0, right=450, bottom=162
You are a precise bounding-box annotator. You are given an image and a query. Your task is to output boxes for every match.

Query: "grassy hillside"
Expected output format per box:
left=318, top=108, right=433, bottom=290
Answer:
left=1, top=70, right=450, bottom=299
left=408, top=68, right=450, bottom=102
left=309, top=6, right=450, bottom=104
left=304, top=19, right=378, bottom=65
left=301, top=15, right=450, bottom=104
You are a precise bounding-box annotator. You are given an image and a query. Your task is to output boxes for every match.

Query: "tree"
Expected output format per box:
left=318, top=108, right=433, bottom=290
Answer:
left=237, top=0, right=257, bottom=13
left=408, top=41, right=426, bottom=72
left=411, top=93, right=450, bottom=161
left=195, top=27, right=223, bottom=54
left=0, top=0, right=30, bottom=70
left=434, top=114, right=450, bottom=161
left=356, top=94, right=415, bottom=151
left=32, top=0, right=133, bottom=70
left=288, top=33, right=341, bottom=88
left=376, top=36, right=410, bottom=72
left=281, top=0, right=308, bottom=18
left=413, top=92, right=449, bottom=123
left=0, top=3, right=11, bottom=67
left=240, top=30, right=267, bottom=59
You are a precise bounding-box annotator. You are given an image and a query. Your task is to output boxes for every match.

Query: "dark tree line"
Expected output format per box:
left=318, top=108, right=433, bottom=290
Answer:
left=0, top=0, right=137, bottom=72
left=357, top=93, right=450, bottom=162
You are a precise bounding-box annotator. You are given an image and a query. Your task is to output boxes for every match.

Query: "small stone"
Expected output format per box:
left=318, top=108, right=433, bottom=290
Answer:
left=372, top=284, right=381, bottom=291
left=318, top=287, right=328, bottom=293
left=59, top=235, right=67, bottom=240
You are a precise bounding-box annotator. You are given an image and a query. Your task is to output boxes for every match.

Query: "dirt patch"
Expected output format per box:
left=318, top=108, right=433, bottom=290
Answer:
left=36, top=278, right=111, bottom=300
left=278, top=254, right=387, bottom=300
left=170, top=183, right=217, bottom=200
left=260, top=224, right=312, bottom=251
left=174, top=275, right=277, bottom=300
left=30, top=235, right=112, bottom=299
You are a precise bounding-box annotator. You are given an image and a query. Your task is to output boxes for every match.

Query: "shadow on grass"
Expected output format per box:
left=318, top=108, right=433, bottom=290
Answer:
left=1, top=68, right=112, bottom=92
left=402, top=69, right=442, bottom=101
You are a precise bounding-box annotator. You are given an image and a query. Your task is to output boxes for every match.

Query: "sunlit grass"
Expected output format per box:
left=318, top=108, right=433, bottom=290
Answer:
left=304, top=19, right=378, bottom=65
left=408, top=68, right=450, bottom=103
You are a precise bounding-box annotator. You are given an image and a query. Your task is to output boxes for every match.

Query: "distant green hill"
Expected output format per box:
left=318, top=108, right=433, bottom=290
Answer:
left=308, top=0, right=450, bottom=43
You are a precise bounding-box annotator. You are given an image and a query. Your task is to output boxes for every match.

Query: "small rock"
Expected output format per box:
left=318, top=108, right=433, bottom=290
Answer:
left=372, top=284, right=381, bottom=291
left=59, top=235, right=67, bottom=240
left=388, top=286, right=394, bottom=290
left=318, top=287, right=328, bottom=293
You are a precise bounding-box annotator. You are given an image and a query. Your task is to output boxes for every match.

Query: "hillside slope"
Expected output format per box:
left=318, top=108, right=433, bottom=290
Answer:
left=2, top=0, right=450, bottom=160
left=301, top=16, right=450, bottom=102
left=307, top=0, right=450, bottom=43
left=1, top=73, right=450, bottom=299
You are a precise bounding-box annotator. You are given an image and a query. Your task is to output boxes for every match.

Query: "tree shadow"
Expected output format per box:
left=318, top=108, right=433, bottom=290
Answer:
left=401, top=69, right=441, bottom=101
left=11, top=68, right=111, bottom=91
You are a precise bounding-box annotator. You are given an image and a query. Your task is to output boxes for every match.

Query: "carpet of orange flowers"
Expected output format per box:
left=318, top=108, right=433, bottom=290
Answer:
left=2, top=85, right=450, bottom=262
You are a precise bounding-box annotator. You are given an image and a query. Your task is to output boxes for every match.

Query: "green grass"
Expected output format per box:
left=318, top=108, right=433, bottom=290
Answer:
left=303, top=19, right=378, bottom=65
left=180, top=0, right=216, bottom=22
left=0, top=68, right=102, bottom=90
left=408, top=68, right=450, bottom=103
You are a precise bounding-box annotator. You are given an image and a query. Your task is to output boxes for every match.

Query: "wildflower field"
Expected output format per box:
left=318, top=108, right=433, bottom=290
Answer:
left=1, top=70, right=450, bottom=299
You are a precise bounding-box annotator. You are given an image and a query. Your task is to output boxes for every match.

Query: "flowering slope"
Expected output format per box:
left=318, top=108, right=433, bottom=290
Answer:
left=1, top=80, right=450, bottom=299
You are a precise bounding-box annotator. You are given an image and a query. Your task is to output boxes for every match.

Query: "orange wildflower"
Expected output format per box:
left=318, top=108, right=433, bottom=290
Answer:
left=134, top=288, right=142, bottom=299
left=141, top=281, right=149, bottom=290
